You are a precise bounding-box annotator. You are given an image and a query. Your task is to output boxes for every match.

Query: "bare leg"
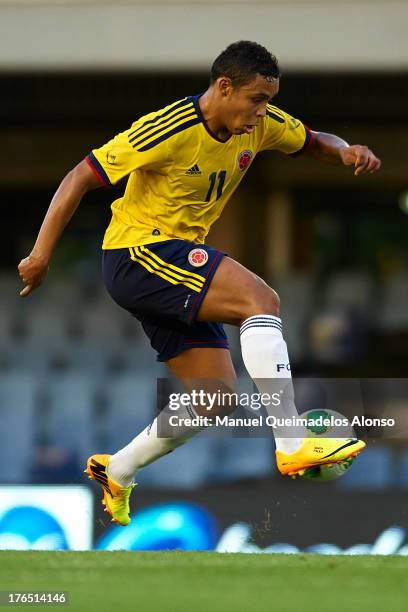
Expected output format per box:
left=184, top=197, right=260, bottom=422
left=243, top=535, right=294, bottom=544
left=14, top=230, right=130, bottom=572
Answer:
left=165, top=346, right=238, bottom=418
left=167, top=347, right=236, bottom=379
left=197, top=257, right=280, bottom=325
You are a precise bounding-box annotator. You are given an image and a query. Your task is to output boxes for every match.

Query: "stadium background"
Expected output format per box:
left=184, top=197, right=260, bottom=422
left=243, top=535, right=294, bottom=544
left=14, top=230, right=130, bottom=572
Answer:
left=1, top=0, right=408, bottom=553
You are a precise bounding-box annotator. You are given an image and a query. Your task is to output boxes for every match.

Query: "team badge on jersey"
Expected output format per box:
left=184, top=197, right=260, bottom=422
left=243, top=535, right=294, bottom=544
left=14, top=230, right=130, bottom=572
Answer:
left=237, top=149, right=253, bottom=172
left=188, top=248, right=208, bottom=267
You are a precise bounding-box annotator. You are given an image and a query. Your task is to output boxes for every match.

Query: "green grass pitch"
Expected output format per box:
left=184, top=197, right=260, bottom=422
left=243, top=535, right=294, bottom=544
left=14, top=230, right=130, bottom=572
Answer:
left=0, top=551, right=407, bottom=611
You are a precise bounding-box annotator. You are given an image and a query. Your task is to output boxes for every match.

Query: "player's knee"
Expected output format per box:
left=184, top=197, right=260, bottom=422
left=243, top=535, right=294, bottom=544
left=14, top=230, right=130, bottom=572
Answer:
left=241, top=284, right=280, bottom=322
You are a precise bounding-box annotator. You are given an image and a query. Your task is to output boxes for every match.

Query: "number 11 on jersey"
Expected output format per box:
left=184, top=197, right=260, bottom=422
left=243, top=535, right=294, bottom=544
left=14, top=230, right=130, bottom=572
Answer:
left=205, top=170, right=227, bottom=202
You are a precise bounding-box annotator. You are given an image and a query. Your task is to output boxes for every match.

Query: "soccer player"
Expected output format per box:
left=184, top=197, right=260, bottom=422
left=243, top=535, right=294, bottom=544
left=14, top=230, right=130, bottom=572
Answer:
left=18, top=41, right=380, bottom=525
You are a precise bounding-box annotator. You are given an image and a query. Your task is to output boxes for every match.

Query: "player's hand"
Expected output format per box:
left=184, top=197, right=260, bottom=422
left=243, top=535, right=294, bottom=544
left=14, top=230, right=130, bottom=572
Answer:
left=340, top=145, right=381, bottom=176
left=17, top=254, right=49, bottom=297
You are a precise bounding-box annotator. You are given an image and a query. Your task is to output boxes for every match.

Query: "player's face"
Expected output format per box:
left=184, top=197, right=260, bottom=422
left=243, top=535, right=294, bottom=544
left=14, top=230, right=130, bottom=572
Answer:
left=223, top=74, right=279, bottom=135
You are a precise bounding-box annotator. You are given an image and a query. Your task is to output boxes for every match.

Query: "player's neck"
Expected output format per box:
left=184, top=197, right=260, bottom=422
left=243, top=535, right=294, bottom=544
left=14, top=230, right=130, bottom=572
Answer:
left=199, top=90, right=231, bottom=142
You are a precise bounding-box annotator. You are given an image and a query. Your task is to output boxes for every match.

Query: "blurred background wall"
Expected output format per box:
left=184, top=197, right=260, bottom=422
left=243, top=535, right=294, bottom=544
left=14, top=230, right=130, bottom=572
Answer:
left=0, top=0, right=407, bottom=71
left=0, top=0, right=408, bottom=549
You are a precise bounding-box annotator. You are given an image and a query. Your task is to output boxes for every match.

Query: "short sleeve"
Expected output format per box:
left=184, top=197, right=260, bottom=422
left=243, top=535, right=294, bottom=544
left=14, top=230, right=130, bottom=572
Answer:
left=86, top=120, right=170, bottom=187
left=259, top=105, right=313, bottom=156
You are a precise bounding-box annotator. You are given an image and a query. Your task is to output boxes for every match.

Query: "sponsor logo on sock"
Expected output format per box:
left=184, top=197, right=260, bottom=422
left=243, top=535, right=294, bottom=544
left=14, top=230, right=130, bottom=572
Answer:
left=277, top=363, right=291, bottom=372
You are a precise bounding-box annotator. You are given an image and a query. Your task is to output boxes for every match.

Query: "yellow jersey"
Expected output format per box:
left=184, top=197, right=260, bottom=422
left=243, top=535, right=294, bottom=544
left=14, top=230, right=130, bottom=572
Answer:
left=86, top=94, right=311, bottom=249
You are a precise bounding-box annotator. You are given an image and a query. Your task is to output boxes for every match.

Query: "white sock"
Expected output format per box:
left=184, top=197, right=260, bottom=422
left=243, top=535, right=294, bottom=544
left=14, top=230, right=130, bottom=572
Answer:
left=240, top=314, right=305, bottom=454
left=107, top=401, right=206, bottom=487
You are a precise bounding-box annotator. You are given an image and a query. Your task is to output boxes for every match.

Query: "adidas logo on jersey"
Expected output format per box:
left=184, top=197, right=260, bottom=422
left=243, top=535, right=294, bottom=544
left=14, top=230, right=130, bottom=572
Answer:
left=185, top=164, right=202, bottom=176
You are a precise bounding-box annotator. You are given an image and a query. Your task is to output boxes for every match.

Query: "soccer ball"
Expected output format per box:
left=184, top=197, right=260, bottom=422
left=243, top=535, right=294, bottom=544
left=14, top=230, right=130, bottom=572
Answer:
left=300, top=408, right=356, bottom=482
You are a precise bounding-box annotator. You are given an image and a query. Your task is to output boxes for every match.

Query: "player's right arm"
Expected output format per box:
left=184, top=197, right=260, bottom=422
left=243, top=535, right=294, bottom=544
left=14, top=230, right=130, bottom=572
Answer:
left=17, top=159, right=102, bottom=297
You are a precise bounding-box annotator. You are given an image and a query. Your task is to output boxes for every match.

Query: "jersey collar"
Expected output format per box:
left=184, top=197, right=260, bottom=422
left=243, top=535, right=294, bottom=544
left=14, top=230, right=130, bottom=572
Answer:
left=189, top=94, right=233, bottom=144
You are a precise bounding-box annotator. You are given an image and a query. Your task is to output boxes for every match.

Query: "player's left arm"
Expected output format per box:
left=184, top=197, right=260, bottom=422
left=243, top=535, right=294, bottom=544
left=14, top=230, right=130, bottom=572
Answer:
left=304, top=131, right=381, bottom=176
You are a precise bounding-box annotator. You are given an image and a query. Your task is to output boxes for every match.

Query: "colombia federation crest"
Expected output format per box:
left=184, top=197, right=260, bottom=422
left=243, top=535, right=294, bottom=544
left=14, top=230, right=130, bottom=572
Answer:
left=188, top=248, right=208, bottom=267
left=237, top=149, right=253, bottom=172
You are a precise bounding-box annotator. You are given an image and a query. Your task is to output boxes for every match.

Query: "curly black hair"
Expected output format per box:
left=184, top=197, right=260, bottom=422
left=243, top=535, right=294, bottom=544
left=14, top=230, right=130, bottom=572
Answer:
left=210, top=41, right=280, bottom=87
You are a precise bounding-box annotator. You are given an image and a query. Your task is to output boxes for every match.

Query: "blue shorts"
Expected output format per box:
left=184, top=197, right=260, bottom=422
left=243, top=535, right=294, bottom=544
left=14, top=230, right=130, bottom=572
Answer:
left=102, top=240, right=229, bottom=362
